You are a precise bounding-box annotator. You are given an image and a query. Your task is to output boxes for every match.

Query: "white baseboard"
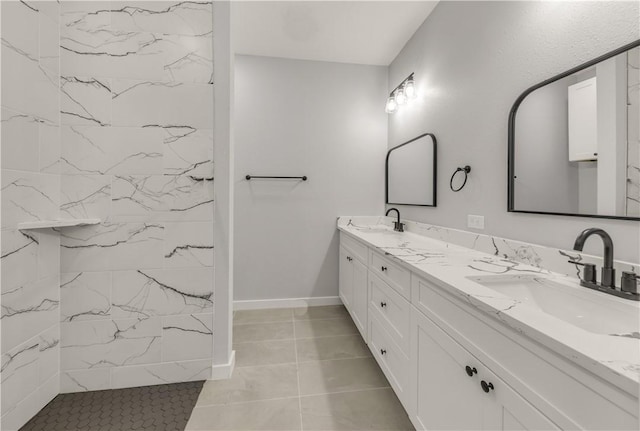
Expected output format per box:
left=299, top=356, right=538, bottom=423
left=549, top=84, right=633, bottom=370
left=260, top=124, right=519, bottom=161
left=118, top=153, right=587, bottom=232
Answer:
left=210, top=351, right=235, bottom=380
left=233, top=296, right=342, bottom=310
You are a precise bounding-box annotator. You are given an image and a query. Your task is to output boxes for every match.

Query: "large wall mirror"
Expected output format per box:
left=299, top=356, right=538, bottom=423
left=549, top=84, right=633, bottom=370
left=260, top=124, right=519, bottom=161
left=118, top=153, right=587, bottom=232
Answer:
left=508, top=40, right=640, bottom=220
left=386, top=133, right=437, bottom=206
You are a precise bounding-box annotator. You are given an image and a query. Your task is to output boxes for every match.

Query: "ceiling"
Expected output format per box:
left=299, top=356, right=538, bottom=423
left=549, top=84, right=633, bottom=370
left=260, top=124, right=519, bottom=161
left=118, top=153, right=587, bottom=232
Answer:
left=231, top=1, right=439, bottom=66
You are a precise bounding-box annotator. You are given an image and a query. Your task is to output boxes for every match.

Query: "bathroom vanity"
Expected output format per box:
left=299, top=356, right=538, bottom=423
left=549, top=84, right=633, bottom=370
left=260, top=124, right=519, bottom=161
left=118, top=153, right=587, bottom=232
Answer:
left=338, top=217, right=639, bottom=431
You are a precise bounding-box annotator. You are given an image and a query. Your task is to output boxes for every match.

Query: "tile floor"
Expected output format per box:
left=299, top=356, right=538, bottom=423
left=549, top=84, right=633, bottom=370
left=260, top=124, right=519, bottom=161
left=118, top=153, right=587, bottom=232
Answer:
left=186, top=305, right=414, bottom=431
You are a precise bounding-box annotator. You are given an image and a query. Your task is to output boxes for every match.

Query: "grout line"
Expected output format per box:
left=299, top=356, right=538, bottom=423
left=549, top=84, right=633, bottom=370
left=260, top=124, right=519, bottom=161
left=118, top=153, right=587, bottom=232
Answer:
left=299, top=386, right=392, bottom=399
left=292, top=311, right=304, bottom=431
left=194, top=395, right=301, bottom=408
left=296, top=354, right=372, bottom=364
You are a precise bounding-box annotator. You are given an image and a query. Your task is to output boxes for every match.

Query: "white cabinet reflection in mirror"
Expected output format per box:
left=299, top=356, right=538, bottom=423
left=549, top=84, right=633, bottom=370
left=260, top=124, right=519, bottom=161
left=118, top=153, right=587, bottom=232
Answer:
left=510, top=41, right=639, bottom=219
left=386, top=133, right=437, bottom=206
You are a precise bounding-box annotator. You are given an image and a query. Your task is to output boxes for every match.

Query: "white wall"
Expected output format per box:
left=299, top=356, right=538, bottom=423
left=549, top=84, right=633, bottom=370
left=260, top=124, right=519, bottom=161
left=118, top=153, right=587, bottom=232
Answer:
left=234, top=55, right=387, bottom=301
left=388, top=1, right=640, bottom=263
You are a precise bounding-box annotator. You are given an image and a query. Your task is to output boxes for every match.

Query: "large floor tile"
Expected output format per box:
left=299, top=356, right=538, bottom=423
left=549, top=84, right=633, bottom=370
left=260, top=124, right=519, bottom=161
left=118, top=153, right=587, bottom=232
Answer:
left=234, top=308, right=293, bottom=325
left=296, top=335, right=371, bottom=362
left=300, top=388, right=414, bottom=431
left=298, top=357, right=389, bottom=396
left=294, top=316, right=358, bottom=339
left=294, top=305, right=349, bottom=321
left=196, top=364, right=298, bottom=406
left=234, top=339, right=297, bottom=368
left=233, top=321, right=294, bottom=344
left=186, top=397, right=302, bottom=430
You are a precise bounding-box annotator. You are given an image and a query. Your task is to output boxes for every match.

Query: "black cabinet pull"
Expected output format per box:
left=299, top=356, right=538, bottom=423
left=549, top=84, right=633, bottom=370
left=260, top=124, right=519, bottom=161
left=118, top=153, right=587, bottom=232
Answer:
left=480, top=380, right=494, bottom=393
left=465, top=366, right=477, bottom=377
left=381, top=266, right=387, bottom=272
left=380, top=349, right=387, bottom=355
left=380, top=302, right=387, bottom=308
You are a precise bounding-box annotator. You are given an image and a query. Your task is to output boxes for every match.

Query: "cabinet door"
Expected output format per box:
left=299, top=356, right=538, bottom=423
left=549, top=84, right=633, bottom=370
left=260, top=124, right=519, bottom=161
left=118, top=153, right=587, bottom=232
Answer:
left=350, top=258, right=368, bottom=340
left=480, top=368, right=559, bottom=431
left=411, top=308, right=483, bottom=430
left=339, top=246, right=353, bottom=310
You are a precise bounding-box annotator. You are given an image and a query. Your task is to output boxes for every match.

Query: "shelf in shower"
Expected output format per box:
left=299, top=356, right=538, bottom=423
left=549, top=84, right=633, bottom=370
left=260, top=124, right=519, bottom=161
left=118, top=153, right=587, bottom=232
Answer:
left=18, top=218, right=101, bottom=230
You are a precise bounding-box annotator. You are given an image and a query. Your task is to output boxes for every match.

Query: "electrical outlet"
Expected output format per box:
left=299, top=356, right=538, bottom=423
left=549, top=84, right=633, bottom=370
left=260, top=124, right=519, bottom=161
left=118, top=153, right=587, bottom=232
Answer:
left=467, top=215, right=485, bottom=230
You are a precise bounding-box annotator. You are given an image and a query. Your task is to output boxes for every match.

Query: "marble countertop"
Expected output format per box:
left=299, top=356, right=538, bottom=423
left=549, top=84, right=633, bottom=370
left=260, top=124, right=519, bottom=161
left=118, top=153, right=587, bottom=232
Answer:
left=337, top=217, right=640, bottom=396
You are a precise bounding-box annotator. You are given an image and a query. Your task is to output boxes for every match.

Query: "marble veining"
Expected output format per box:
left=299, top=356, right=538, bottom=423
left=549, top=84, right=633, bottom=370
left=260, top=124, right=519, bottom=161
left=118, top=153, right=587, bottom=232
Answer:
left=338, top=216, right=640, bottom=395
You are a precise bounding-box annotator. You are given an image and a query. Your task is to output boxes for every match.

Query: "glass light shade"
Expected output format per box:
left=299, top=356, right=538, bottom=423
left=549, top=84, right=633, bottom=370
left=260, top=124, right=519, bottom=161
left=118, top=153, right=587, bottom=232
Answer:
left=404, top=79, right=416, bottom=99
left=385, top=96, right=397, bottom=113
left=395, top=87, right=406, bottom=105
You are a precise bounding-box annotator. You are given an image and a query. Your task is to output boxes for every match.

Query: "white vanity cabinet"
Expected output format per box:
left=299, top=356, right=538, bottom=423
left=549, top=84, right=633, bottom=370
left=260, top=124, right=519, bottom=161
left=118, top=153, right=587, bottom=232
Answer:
left=411, top=307, right=558, bottom=431
left=339, top=233, right=368, bottom=340
left=338, top=230, right=639, bottom=431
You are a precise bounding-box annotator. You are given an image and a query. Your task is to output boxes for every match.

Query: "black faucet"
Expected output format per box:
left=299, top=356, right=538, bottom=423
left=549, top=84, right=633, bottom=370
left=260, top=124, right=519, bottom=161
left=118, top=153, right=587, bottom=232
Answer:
left=571, top=228, right=639, bottom=301
left=573, top=228, right=615, bottom=287
left=385, top=208, right=404, bottom=232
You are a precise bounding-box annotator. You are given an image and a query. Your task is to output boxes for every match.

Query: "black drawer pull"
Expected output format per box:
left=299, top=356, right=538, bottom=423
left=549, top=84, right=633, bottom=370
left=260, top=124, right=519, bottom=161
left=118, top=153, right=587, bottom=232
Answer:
left=380, top=349, right=387, bottom=355
left=381, top=266, right=387, bottom=272
left=481, top=380, right=494, bottom=393
left=465, top=366, right=477, bottom=377
left=380, top=302, right=387, bottom=308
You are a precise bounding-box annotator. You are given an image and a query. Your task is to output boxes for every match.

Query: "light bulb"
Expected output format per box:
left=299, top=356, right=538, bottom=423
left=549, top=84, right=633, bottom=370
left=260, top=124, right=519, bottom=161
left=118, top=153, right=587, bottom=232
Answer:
left=404, top=78, right=416, bottom=99
left=385, top=95, right=397, bottom=113
left=395, top=87, right=406, bottom=105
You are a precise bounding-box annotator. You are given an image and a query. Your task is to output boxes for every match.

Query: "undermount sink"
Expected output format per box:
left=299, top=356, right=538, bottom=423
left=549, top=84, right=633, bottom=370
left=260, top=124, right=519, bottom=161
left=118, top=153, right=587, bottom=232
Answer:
left=468, top=274, right=640, bottom=336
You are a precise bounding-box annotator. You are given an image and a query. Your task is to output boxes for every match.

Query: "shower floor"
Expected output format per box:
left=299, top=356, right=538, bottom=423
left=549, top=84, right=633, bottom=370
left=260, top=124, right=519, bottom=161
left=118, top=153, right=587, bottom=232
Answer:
left=19, top=380, right=205, bottom=431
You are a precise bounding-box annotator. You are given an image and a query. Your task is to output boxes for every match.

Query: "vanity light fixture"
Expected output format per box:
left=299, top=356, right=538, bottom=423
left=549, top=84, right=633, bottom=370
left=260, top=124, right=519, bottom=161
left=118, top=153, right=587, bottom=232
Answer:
left=385, top=73, right=416, bottom=114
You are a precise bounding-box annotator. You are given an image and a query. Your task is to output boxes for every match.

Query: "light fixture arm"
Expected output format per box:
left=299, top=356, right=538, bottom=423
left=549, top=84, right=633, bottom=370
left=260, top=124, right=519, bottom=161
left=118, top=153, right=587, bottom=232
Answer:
left=388, top=73, right=414, bottom=97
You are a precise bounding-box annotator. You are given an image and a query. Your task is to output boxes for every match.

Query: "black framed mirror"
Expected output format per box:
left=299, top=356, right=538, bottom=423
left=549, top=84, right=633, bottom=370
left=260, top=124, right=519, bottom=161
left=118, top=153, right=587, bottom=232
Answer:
left=508, top=39, right=640, bottom=221
left=386, top=133, right=437, bottom=207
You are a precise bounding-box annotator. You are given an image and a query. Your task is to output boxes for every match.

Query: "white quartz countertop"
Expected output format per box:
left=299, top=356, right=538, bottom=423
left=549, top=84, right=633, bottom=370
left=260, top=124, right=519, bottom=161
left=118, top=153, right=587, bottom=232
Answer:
left=337, top=217, right=640, bottom=396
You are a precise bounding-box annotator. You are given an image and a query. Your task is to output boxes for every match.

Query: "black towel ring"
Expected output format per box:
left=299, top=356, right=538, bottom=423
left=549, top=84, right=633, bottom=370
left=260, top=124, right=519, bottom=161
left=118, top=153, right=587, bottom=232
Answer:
left=450, top=165, right=471, bottom=192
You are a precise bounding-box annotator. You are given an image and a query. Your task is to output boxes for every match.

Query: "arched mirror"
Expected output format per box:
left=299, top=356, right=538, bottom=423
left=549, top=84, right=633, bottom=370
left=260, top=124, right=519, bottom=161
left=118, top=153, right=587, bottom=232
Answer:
left=386, top=133, right=437, bottom=207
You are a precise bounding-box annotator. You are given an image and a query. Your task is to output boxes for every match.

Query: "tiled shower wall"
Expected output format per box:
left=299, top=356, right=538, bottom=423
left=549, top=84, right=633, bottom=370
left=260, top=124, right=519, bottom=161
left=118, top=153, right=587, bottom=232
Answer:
left=57, top=1, right=214, bottom=392
left=1, top=1, right=62, bottom=430
left=2, top=1, right=214, bottom=429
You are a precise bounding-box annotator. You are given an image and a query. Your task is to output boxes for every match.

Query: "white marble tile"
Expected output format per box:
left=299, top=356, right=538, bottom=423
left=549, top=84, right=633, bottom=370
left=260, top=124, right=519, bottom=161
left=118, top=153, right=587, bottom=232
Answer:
left=110, top=2, right=213, bottom=36
left=37, top=372, right=59, bottom=411
left=111, top=268, right=213, bottom=318
left=38, top=11, right=59, bottom=72
left=110, top=359, right=212, bottom=389
left=0, top=229, right=39, bottom=294
left=1, top=275, right=59, bottom=353
left=61, top=272, right=112, bottom=322
left=34, top=0, right=60, bottom=23
left=39, top=121, right=60, bottom=174
left=161, top=33, right=213, bottom=84
left=1, top=1, right=39, bottom=60
left=163, top=222, right=213, bottom=268
left=60, top=76, right=112, bottom=126
left=1, top=338, right=40, bottom=415
left=111, top=79, right=170, bottom=127
left=1, top=170, right=60, bottom=229
left=59, top=222, right=164, bottom=272
left=162, top=313, right=213, bottom=362
left=60, top=174, right=112, bottom=219
left=163, top=127, right=213, bottom=177
left=38, top=326, right=60, bottom=384
left=1, top=108, right=40, bottom=172
left=61, top=317, right=161, bottom=370
left=34, top=229, right=60, bottom=280
left=1, top=42, right=59, bottom=123
left=160, top=82, right=213, bottom=129
left=60, top=368, right=111, bottom=393
left=112, top=174, right=213, bottom=222
left=60, top=125, right=164, bottom=175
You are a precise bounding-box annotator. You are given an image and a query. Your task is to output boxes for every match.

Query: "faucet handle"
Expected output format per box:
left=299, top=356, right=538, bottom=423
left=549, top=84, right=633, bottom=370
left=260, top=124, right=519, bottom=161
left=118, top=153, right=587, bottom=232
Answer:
left=621, top=272, right=639, bottom=294
left=568, top=260, right=597, bottom=284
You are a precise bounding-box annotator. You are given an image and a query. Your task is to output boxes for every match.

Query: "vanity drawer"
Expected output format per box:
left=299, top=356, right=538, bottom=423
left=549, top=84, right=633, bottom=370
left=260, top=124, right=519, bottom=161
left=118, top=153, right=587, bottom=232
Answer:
left=340, top=232, right=368, bottom=264
left=369, top=250, right=411, bottom=299
left=411, top=273, right=639, bottom=430
left=369, top=311, right=410, bottom=407
left=369, top=271, right=411, bottom=356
